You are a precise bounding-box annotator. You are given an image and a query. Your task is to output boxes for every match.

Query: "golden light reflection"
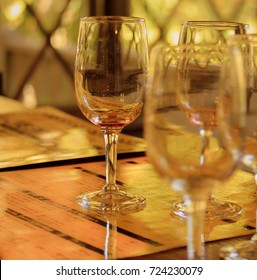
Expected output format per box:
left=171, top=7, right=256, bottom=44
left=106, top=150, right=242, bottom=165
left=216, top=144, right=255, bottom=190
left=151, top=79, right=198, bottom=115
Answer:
left=4, top=1, right=25, bottom=21
left=58, top=128, right=98, bottom=155
left=247, top=22, right=256, bottom=33
left=167, top=30, right=179, bottom=45
left=22, top=83, right=37, bottom=109
left=3, top=0, right=257, bottom=49
left=51, top=28, right=68, bottom=49
left=147, top=28, right=160, bottom=46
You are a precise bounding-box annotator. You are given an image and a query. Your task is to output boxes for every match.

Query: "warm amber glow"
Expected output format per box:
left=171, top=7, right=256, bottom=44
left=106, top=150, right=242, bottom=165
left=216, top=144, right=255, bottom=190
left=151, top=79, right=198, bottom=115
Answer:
left=4, top=1, right=25, bottom=21
left=51, top=28, right=68, bottom=49
left=22, top=84, right=37, bottom=109
left=167, top=30, right=180, bottom=45
left=2, top=0, right=257, bottom=48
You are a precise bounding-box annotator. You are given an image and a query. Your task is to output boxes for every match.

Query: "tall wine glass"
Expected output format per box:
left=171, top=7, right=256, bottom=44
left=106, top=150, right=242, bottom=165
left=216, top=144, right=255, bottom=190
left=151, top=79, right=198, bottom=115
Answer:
left=173, top=20, right=249, bottom=220
left=220, top=34, right=257, bottom=260
left=145, top=44, right=244, bottom=259
left=74, top=16, right=148, bottom=213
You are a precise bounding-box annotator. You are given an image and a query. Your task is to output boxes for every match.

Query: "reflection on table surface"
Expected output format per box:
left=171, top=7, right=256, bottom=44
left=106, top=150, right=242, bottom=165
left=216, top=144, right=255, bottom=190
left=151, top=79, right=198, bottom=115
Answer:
left=0, top=156, right=255, bottom=260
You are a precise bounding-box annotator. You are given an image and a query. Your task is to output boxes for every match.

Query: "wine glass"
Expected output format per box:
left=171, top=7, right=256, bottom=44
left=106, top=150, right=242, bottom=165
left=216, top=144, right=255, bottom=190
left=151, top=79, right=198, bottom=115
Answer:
left=145, top=44, right=244, bottom=259
left=173, top=20, right=249, bottom=220
left=74, top=16, right=148, bottom=213
left=220, top=34, right=257, bottom=260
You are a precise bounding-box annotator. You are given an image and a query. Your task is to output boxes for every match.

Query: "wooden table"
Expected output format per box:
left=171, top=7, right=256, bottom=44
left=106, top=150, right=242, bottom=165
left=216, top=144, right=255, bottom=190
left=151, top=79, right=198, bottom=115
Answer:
left=0, top=96, right=256, bottom=260
left=130, top=234, right=254, bottom=260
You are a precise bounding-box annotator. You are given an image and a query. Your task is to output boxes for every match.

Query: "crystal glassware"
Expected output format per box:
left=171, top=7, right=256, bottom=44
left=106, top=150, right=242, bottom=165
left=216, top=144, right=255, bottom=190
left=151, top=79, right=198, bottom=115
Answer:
left=173, top=20, right=249, bottom=220
left=220, top=34, right=257, bottom=260
left=145, top=44, right=245, bottom=259
left=74, top=16, right=148, bottom=213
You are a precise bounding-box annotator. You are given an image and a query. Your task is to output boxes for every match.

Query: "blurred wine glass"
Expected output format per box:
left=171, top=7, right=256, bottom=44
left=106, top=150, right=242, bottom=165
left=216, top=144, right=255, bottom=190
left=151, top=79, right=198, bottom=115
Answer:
left=220, top=34, right=257, bottom=260
left=145, top=44, right=244, bottom=259
left=74, top=16, right=148, bottom=213
left=173, top=20, right=249, bottom=220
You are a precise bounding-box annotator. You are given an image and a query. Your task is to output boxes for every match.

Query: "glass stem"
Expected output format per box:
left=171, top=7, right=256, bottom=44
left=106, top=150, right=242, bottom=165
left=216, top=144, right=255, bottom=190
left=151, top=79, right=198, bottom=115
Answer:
left=183, top=182, right=209, bottom=260
left=200, top=128, right=216, bottom=209
left=200, top=128, right=212, bottom=165
left=102, top=129, right=121, bottom=192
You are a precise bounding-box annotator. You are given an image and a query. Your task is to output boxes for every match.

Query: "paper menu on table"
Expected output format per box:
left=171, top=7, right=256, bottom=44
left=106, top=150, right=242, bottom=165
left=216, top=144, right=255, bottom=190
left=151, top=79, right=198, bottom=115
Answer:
left=0, top=157, right=172, bottom=260
left=0, top=156, right=255, bottom=260
left=0, top=106, right=146, bottom=169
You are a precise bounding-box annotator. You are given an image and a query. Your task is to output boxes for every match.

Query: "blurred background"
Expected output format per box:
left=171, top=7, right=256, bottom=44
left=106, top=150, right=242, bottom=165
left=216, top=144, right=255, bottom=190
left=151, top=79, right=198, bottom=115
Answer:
left=1, top=0, right=257, bottom=136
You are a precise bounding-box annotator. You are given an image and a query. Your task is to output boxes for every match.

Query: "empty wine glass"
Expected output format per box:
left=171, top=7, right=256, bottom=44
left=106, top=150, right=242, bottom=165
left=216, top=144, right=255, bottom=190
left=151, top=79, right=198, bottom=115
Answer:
left=173, top=20, right=249, bottom=220
left=145, top=44, right=245, bottom=259
left=74, top=16, right=148, bottom=213
left=220, top=34, right=257, bottom=260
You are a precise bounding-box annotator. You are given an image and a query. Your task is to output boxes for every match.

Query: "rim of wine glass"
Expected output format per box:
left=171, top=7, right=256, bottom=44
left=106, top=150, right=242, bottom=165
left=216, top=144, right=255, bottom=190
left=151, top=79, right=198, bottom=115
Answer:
left=181, top=20, right=249, bottom=29
left=230, top=33, right=257, bottom=41
left=155, top=43, right=227, bottom=54
left=80, top=16, right=145, bottom=23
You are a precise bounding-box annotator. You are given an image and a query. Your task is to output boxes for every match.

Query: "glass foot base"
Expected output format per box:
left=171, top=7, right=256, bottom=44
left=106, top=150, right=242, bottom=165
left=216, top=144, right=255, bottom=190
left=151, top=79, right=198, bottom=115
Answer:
left=76, top=190, right=146, bottom=214
left=220, top=235, right=257, bottom=260
left=172, top=199, right=242, bottom=220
